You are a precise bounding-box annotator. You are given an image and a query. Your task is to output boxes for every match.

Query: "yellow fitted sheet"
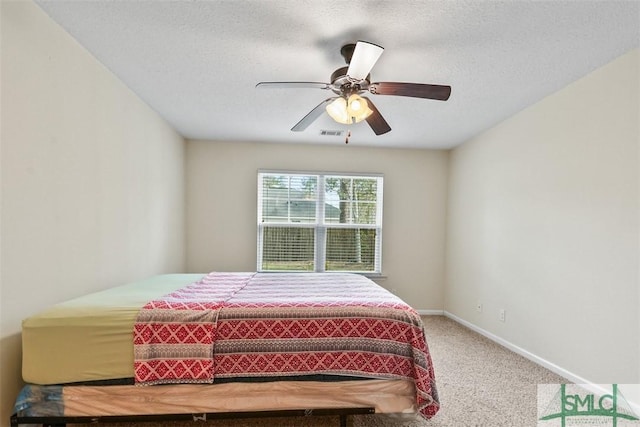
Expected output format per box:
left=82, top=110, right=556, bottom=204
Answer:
left=22, top=274, right=204, bottom=385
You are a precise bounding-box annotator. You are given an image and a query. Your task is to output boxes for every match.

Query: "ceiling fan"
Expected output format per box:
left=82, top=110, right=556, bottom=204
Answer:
left=256, top=40, right=451, bottom=136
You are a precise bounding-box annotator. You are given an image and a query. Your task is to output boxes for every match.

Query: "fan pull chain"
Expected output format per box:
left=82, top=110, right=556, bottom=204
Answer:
left=345, top=130, right=351, bottom=144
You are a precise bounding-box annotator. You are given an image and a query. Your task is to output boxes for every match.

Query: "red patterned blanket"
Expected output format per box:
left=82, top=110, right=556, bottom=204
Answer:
left=133, top=272, right=439, bottom=419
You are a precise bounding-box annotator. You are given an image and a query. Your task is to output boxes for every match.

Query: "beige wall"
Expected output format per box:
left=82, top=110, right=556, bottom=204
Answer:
left=446, top=49, right=639, bottom=383
left=186, top=141, right=448, bottom=311
left=0, top=1, right=186, bottom=422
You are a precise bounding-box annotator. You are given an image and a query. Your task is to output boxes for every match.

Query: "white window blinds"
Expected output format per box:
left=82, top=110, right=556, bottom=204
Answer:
left=257, top=171, right=383, bottom=274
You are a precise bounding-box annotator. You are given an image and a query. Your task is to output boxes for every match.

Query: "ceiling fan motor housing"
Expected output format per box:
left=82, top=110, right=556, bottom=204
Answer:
left=330, top=66, right=370, bottom=95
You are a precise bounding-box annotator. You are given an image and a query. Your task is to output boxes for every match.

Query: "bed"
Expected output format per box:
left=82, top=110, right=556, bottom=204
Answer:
left=12, top=272, right=439, bottom=426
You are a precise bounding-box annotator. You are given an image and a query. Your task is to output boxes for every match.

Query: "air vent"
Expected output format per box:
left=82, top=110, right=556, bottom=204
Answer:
left=319, top=130, right=344, bottom=137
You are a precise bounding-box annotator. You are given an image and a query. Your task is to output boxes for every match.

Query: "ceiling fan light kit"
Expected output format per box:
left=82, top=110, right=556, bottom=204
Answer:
left=326, top=94, right=373, bottom=125
left=256, top=40, right=451, bottom=139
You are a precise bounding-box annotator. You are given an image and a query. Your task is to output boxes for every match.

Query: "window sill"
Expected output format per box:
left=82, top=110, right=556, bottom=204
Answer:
left=257, top=270, right=386, bottom=280
left=361, top=273, right=387, bottom=280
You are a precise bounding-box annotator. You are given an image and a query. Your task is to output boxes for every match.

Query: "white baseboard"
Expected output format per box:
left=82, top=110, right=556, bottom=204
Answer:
left=416, top=309, right=444, bottom=316
left=443, top=311, right=640, bottom=414
left=443, top=311, right=587, bottom=382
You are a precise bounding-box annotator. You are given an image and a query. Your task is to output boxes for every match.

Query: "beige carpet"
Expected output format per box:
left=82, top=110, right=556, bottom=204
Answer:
left=73, top=316, right=567, bottom=427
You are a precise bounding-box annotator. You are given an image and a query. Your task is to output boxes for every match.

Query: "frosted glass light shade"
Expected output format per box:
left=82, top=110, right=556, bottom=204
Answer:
left=347, top=94, right=373, bottom=123
left=326, top=97, right=351, bottom=124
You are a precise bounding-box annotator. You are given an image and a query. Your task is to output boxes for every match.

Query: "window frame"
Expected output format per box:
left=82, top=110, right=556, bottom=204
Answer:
left=257, top=170, right=383, bottom=274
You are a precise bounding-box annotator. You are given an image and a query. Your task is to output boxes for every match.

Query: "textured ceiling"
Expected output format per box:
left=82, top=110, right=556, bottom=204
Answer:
left=35, top=0, right=639, bottom=149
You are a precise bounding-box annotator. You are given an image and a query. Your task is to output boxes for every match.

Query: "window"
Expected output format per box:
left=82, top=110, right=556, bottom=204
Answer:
left=257, top=171, right=383, bottom=274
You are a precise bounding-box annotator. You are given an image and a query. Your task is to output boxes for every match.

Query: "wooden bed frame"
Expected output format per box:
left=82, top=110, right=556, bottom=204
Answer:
left=11, top=406, right=376, bottom=427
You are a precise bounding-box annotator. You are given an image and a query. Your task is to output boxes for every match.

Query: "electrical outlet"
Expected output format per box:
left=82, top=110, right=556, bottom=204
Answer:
left=476, top=302, right=483, bottom=313
left=499, top=309, right=506, bottom=322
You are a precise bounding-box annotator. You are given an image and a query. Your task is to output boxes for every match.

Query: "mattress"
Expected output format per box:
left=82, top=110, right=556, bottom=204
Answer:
left=22, top=274, right=203, bottom=384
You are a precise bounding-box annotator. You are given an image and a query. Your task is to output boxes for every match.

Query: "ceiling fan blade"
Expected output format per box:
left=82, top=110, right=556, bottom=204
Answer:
left=256, top=82, right=331, bottom=90
left=362, top=97, right=391, bottom=135
left=291, top=98, right=336, bottom=132
left=346, top=41, right=384, bottom=81
left=369, top=82, right=451, bottom=101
